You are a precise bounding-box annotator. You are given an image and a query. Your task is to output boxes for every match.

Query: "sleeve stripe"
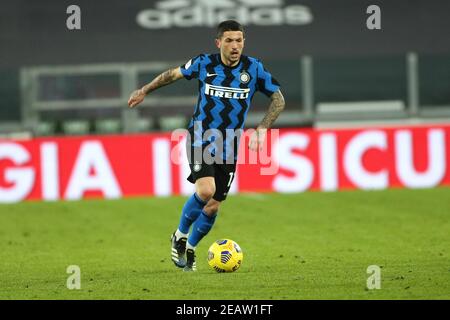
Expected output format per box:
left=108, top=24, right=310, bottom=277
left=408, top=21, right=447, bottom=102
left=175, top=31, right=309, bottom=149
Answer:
left=180, top=54, right=204, bottom=80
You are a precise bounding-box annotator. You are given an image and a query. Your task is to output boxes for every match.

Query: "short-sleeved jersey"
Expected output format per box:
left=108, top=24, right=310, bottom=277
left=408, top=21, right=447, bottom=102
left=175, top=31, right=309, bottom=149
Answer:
left=180, top=53, right=280, bottom=161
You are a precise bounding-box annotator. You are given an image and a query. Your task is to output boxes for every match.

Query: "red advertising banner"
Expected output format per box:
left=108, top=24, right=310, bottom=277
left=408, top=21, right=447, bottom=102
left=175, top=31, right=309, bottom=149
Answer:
left=1, top=125, right=449, bottom=203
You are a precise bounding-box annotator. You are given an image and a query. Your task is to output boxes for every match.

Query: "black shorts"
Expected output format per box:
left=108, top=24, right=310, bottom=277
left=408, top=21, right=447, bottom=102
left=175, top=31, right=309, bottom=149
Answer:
left=185, top=128, right=238, bottom=201
left=187, top=162, right=236, bottom=202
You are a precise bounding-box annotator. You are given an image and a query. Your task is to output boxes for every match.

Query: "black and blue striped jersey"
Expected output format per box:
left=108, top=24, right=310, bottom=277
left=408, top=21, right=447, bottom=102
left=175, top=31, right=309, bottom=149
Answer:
left=180, top=53, right=280, bottom=161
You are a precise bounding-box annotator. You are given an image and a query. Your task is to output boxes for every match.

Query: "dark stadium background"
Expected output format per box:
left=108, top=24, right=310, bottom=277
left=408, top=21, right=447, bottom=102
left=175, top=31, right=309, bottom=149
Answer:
left=1, top=0, right=450, bottom=133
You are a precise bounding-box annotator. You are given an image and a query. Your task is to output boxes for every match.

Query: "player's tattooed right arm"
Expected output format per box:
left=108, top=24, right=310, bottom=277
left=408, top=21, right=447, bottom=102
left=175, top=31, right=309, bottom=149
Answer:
left=128, top=67, right=183, bottom=108
left=141, top=67, right=184, bottom=94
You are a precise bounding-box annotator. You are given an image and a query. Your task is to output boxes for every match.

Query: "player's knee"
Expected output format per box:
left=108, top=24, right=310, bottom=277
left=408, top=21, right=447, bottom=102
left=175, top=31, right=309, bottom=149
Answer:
left=197, top=186, right=216, bottom=202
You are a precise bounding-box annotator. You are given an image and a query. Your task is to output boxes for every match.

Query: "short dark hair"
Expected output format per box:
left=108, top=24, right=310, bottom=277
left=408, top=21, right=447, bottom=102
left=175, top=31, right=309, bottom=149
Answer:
left=216, top=20, right=245, bottom=39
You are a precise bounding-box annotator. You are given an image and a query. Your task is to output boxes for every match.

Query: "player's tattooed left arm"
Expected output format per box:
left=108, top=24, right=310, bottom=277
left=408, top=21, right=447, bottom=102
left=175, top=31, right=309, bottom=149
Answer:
left=258, top=90, right=285, bottom=129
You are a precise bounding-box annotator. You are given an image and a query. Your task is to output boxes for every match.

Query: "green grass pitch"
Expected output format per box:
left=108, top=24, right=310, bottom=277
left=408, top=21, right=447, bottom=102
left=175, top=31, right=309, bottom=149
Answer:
left=1, top=188, right=449, bottom=300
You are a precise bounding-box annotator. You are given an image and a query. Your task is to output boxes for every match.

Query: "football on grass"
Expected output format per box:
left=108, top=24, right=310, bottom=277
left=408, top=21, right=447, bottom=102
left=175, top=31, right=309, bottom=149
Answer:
left=207, top=239, right=243, bottom=273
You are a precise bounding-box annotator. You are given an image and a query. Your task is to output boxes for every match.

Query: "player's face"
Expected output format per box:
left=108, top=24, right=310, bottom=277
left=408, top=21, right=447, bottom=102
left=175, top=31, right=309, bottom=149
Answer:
left=216, top=31, right=245, bottom=65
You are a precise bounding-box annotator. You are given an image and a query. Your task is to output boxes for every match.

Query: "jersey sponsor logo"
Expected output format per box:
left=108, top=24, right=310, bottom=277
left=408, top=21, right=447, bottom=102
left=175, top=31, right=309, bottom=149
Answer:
left=206, top=72, right=218, bottom=77
left=205, top=83, right=250, bottom=99
left=137, top=0, right=313, bottom=29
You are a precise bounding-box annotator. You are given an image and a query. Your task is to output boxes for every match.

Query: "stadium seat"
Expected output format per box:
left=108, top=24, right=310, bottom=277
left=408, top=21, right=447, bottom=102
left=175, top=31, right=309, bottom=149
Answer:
left=62, top=120, right=90, bottom=135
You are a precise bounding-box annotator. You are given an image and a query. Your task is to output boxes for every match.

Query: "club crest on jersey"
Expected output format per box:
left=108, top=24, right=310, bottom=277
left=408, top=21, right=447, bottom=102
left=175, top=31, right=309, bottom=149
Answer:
left=239, top=71, right=250, bottom=84
left=205, top=83, right=249, bottom=100
left=193, top=161, right=202, bottom=172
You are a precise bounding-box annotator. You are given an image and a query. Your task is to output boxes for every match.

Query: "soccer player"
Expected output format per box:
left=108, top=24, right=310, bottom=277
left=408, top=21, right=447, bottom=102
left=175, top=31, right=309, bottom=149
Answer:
left=128, top=20, right=285, bottom=271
